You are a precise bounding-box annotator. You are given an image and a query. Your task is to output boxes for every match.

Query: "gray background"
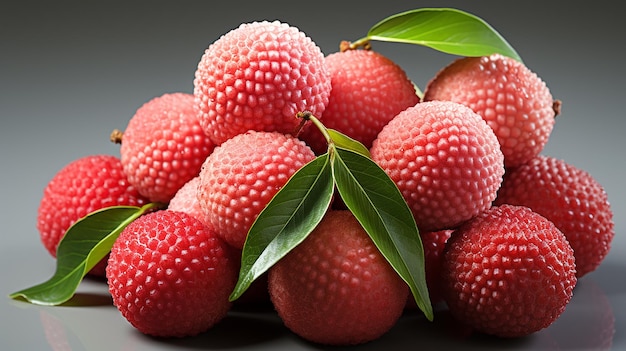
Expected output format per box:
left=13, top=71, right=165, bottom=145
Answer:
left=1, top=1, right=624, bottom=350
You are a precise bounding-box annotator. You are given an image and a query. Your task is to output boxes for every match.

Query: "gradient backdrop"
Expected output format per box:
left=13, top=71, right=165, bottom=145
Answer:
left=1, top=1, right=624, bottom=350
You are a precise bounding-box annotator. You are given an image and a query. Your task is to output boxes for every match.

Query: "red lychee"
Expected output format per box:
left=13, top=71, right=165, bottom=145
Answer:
left=494, top=155, right=614, bottom=277
left=441, top=204, right=577, bottom=338
left=268, top=210, right=408, bottom=345
left=37, top=154, right=148, bottom=277
left=167, top=176, right=207, bottom=225
left=423, top=54, right=559, bottom=167
left=422, top=229, right=454, bottom=304
left=409, top=229, right=453, bottom=308
left=116, top=92, right=215, bottom=203
left=106, top=210, right=239, bottom=337
left=299, top=47, right=419, bottom=153
left=196, top=130, right=316, bottom=249
left=370, top=100, right=505, bottom=232
left=194, top=20, right=331, bottom=145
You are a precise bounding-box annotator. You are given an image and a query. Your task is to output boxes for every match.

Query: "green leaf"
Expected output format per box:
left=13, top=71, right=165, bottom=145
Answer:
left=367, top=7, right=522, bottom=62
left=327, top=129, right=371, bottom=158
left=230, top=154, right=334, bottom=301
left=331, top=147, right=433, bottom=321
left=9, top=203, right=160, bottom=305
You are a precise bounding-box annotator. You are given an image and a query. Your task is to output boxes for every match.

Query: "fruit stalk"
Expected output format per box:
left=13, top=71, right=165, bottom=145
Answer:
left=296, top=111, right=331, bottom=146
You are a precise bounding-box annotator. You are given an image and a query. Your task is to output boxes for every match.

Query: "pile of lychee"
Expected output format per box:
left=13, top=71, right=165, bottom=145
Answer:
left=33, top=19, right=614, bottom=346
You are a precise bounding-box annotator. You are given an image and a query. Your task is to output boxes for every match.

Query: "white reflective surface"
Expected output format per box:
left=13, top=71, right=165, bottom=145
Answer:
left=2, top=248, right=623, bottom=350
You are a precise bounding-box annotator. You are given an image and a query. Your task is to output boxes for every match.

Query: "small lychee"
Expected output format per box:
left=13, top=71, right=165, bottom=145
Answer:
left=197, top=130, right=316, bottom=249
left=418, top=229, right=453, bottom=306
left=115, top=92, right=215, bottom=203
left=405, top=229, right=453, bottom=310
left=167, top=176, right=207, bottom=225
left=299, top=46, right=419, bottom=153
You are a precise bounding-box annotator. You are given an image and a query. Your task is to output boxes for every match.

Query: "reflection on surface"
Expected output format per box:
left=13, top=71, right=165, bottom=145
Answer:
left=544, top=278, right=615, bottom=350
left=33, top=277, right=615, bottom=350
left=40, top=311, right=73, bottom=351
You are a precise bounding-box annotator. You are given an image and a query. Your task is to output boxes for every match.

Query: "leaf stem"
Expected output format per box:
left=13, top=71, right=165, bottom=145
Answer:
left=343, top=38, right=371, bottom=51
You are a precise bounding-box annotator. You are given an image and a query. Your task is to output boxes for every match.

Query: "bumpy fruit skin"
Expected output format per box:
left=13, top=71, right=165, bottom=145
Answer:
left=299, top=49, right=419, bottom=153
left=197, top=131, right=316, bottom=249
left=441, top=205, right=577, bottom=338
left=421, top=229, right=453, bottom=305
left=106, top=210, right=238, bottom=337
left=494, top=155, right=614, bottom=277
left=119, top=92, right=215, bottom=203
left=37, top=154, right=148, bottom=276
left=423, top=54, right=557, bottom=167
left=167, top=176, right=207, bottom=225
left=405, top=229, right=453, bottom=309
left=370, top=100, right=505, bottom=232
left=194, top=20, right=331, bottom=145
left=268, top=210, right=408, bottom=345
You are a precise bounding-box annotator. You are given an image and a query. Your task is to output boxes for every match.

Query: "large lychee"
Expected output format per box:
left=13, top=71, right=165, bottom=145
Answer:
left=196, top=130, right=316, bottom=249
left=194, top=20, right=331, bottom=145
left=268, top=210, right=408, bottom=345
left=423, top=54, right=559, bottom=167
left=299, top=47, right=419, bottom=153
left=370, top=100, right=504, bottom=232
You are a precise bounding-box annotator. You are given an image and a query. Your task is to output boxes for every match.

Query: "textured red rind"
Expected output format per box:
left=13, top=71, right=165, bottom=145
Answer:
left=441, top=204, right=577, bottom=338
left=106, top=210, right=239, bottom=337
left=268, top=210, right=408, bottom=345
left=371, top=100, right=504, bottom=232
left=194, top=21, right=331, bottom=146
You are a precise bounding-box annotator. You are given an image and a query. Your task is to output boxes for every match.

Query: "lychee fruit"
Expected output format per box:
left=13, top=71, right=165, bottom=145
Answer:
left=299, top=47, right=419, bottom=153
left=409, top=229, right=453, bottom=308
left=370, top=100, right=505, bottom=232
left=268, top=210, right=408, bottom=345
left=115, top=92, right=215, bottom=203
left=193, top=20, right=331, bottom=145
left=197, top=130, right=316, bottom=249
left=441, top=204, right=577, bottom=338
left=37, top=154, right=148, bottom=277
left=106, top=210, right=239, bottom=337
left=494, top=155, right=614, bottom=278
left=423, top=54, right=559, bottom=167
left=422, top=229, right=454, bottom=304
left=167, top=176, right=207, bottom=225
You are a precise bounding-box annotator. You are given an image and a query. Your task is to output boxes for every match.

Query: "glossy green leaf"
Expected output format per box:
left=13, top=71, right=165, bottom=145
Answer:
left=9, top=203, right=161, bottom=305
left=230, top=154, right=334, bottom=301
left=367, top=7, right=522, bottom=62
left=331, top=147, right=433, bottom=321
left=327, top=129, right=371, bottom=158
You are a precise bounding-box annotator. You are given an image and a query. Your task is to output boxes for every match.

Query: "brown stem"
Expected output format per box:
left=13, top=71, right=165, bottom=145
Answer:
left=553, top=99, right=562, bottom=117
left=339, top=40, right=371, bottom=52
left=292, top=113, right=310, bottom=138
left=110, top=129, right=124, bottom=144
